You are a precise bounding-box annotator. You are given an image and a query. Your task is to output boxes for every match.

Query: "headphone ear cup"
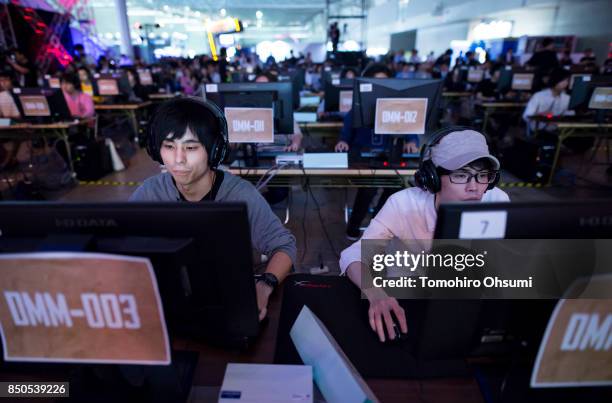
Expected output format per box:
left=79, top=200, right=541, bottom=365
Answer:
left=145, top=122, right=161, bottom=164
left=416, top=160, right=440, bottom=193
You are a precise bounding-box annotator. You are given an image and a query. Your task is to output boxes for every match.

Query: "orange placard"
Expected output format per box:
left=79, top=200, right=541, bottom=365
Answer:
left=19, top=96, right=51, bottom=117
left=531, top=276, right=612, bottom=387
left=97, top=79, right=119, bottom=96
left=0, top=253, right=170, bottom=365
left=511, top=73, right=534, bottom=91
left=339, top=91, right=353, bottom=113
left=374, top=98, right=428, bottom=135
left=588, top=87, right=612, bottom=110
left=225, top=107, right=274, bottom=143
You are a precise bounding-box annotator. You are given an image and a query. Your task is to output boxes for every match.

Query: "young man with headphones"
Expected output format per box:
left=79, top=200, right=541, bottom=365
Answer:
left=339, top=127, right=510, bottom=342
left=130, top=97, right=297, bottom=321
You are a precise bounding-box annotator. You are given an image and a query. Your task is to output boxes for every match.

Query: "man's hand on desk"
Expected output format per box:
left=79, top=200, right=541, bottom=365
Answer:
left=403, top=142, right=419, bottom=154
left=364, top=287, right=408, bottom=343
left=255, top=281, right=273, bottom=321
left=335, top=141, right=349, bottom=152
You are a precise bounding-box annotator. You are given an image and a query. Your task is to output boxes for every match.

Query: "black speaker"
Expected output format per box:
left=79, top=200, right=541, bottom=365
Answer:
left=73, top=139, right=113, bottom=181
left=503, top=138, right=555, bottom=183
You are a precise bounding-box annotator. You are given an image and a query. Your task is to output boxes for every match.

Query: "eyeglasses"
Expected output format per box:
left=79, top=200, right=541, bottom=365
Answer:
left=447, top=170, right=498, bottom=184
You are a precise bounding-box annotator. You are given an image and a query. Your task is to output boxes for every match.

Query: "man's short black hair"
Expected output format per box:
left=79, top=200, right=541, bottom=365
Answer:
left=149, top=98, right=222, bottom=159
left=542, top=37, right=554, bottom=48
left=60, top=72, right=81, bottom=89
left=361, top=62, right=392, bottom=78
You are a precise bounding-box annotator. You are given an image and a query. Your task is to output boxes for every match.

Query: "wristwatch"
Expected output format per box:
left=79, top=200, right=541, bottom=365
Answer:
left=255, top=273, right=279, bottom=291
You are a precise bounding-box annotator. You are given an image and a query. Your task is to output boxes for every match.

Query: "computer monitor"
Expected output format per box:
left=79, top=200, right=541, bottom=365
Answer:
left=93, top=72, right=132, bottom=100
left=12, top=88, right=72, bottom=122
left=278, top=68, right=305, bottom=110
left=497, top=68, right=534, bottom=93
left=351, top=77, right=443, bottom=131
left=569, top=76, right=612, bottom=112
left=326, top=51, right=366, bottom=68
left=434, top=199, right=612, bottom=239
left=204, top=82, right=294, bottom=134
left=0, top=202, right=260, bottom=348
left=42, top=74, right=61, bottom=89
left=324, top=78, right=354, bottom=113
left=569, top=73, right=591, bottom=91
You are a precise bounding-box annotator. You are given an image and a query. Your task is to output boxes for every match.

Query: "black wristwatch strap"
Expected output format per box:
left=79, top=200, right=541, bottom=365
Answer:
left=255, top=273, right=278, bottom=290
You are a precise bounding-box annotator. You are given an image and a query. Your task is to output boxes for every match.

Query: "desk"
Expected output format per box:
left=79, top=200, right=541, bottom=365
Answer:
left=0, top=118, right=95, bottom=175
left=228, top=167, right=415, bottom=188
left=481, top=102, right=527, bottom=132
left=94, top=101, right=152, bottom=142
left=443, top=91, right=473, bottom=98
left=541, top=120, right=612, bottom=185
left=176, top=280, right=484, bottom=403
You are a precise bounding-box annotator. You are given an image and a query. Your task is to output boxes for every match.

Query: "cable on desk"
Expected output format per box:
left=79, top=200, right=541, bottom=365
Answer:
left=254, top=163, right=289, bottom=191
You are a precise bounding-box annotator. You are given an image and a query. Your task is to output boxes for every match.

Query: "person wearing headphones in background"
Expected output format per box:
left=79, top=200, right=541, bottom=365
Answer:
left=336, top=63, right=420, bottom=240
left=339, top=128, right=509, bottom=342
left=130, top=97, right=297, bottom=321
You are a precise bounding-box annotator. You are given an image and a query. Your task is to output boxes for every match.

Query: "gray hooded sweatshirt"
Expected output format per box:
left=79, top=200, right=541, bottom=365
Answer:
left=129, top=171, right=297, bottom=264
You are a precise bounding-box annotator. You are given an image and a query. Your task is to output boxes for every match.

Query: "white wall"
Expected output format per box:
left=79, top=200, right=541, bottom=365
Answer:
left=415, top=22, right=470, bottom=57
left=366, top=0, right=612, bottom=59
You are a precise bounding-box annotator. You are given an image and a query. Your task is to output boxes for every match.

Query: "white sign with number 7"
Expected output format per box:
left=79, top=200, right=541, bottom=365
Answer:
left=459, top=211, right=508, bottom=239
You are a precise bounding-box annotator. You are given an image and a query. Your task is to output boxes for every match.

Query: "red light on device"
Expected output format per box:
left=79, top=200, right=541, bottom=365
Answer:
left=546, top=113, right=553, bottom=119
left=383, top=161, right=389, bottom=167
left=400, top=162, right=407, bottom=167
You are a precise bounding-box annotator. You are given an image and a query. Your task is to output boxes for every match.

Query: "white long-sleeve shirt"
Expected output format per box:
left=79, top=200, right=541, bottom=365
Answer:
left=339, top=187, right=510, bottom=274
left=522, top=89, right=573, bottom=131
left=0, top=90, right=20, bottom=118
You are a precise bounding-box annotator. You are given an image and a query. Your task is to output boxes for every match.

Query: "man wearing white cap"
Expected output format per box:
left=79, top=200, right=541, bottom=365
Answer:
left=339, top=128, right=509, bottom=343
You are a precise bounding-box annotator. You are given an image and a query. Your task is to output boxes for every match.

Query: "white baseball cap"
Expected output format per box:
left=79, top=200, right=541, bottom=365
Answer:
left=429, top=130, right=500, bottom=171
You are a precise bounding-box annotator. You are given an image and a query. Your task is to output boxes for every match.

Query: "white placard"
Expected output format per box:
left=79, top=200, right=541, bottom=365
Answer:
left=459, top=211, right=507, bottom=239
left=205, top=84, right=218, bottom=93
left=359, top=83, right=372, bottom=93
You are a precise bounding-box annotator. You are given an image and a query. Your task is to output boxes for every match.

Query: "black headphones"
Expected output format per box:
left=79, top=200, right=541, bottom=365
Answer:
left=414, top=126, right=500, bottom=193
left=145, top=97, right=229, bottom=169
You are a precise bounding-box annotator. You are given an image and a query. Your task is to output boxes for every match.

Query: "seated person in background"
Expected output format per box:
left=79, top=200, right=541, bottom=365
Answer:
left=474, top=63, right=501, bottom=102
left=559, top=49, right=573, bottom=67
left=579, top=48, right=597, bottom=68
left=77, top=67, right=95, bottom=97
left=339, top=128, right=509, bottom=342
left=130, top=97, right=297, bottom=320
left=61, top=72, right=94, bottom=118
left=125, top=68, right=150, bottom=102
left=335, top=63, right=419, bottom=240
left=0, top=70, right=20, bottom=119
left=522, top=67, right=572, bottom=134
left=0, top=70, right=24, bottom=170
left=317, top=67, right=357, bottom=120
